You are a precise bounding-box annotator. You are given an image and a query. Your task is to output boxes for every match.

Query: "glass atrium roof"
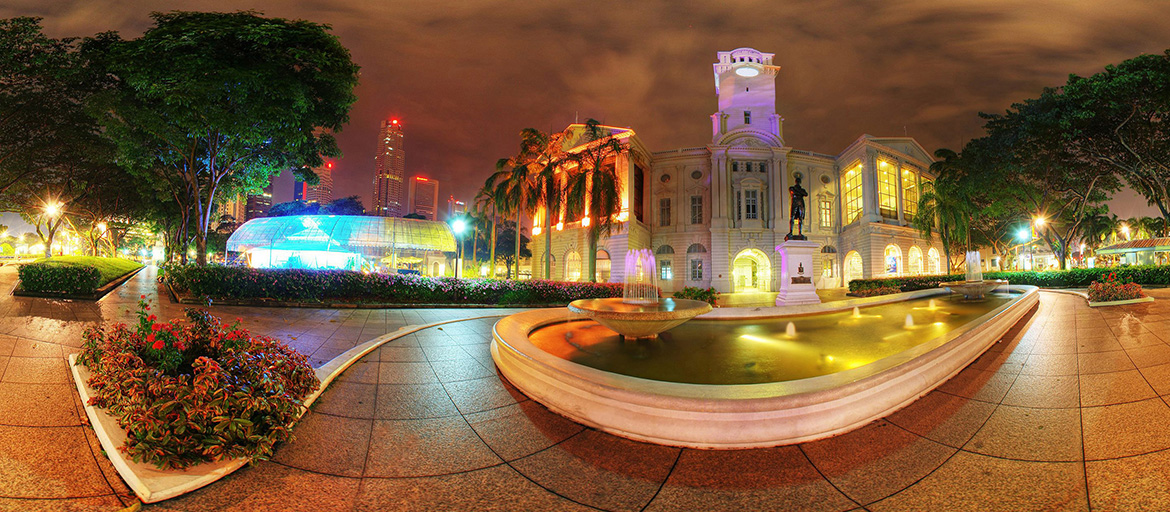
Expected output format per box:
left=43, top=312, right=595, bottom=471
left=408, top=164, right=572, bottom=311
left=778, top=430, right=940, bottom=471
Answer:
left=226, top=215, right=457, bottom=258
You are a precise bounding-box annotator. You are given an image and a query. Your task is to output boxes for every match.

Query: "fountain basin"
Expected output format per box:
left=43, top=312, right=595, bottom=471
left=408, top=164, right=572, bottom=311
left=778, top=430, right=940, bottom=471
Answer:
left=492, top=286, right=1039, bottom=449
left=941, top=280, right=1009, bottom=300
left=567, top=298, right=713, bottom=340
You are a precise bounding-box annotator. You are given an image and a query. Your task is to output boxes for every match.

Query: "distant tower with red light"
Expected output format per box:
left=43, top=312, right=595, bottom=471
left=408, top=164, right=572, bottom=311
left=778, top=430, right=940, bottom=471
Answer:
left=307, top=162, right=334, bottom=204
left=373, top=119, right=406, bottom=216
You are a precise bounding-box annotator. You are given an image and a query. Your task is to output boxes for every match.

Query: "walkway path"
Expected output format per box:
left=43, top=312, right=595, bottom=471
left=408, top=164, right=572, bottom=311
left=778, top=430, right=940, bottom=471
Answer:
left=3, top=265, right=1170, bottom=510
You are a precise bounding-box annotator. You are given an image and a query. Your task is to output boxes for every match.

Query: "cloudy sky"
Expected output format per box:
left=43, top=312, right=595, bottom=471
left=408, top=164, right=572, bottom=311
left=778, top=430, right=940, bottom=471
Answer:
left=5, top=0, right=1167, bottom=219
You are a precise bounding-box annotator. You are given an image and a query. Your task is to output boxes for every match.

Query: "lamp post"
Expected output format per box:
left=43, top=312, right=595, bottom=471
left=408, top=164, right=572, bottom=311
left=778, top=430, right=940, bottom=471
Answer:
left=451, top=218, right=467, bottom=279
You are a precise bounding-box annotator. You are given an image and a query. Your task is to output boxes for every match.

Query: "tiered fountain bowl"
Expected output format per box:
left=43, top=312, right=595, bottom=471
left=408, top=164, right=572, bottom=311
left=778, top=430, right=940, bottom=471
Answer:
left=567, top=248, right=711, bottom=340
left=567, top=297, right=712, bottom=340
left=940, top=251, right=1008, bottom=300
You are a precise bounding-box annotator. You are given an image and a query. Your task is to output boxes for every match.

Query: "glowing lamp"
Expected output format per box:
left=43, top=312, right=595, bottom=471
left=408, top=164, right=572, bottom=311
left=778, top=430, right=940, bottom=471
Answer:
left=532, top=227, right=541, bottom=236
left=581, top=217, right=590, bottom=227
left=1017, top=228, right=1030, bottom=241
left=734, top=66, right=760, bottom=77
left=452, top=219, right=466, bottom=234
left=392, top=119, right=398, bottom=124
left=1034, top=217, right=1046, bottom=226
left=44, top=202, right=61, bottom=217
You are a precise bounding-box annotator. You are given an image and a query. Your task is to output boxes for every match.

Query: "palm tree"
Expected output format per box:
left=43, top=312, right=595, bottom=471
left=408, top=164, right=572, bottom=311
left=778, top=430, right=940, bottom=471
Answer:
left=521, top=128, right=568, bottom=280
left=474, top=178, right=501, bottom=278
left=563, top=120, right=624, bottom=282
left=913, top=148, right=972, bottom=274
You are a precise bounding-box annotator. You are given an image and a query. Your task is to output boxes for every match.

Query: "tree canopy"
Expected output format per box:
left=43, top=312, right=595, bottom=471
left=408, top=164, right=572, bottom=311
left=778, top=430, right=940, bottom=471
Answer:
left=88, top=10, right=360, bottom=264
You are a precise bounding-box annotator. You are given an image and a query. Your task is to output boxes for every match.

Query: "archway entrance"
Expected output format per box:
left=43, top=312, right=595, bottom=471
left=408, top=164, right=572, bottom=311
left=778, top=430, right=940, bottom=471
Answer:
left=845, top=251, right=864, bottom=285
left=732, top=248, right=771, bottom=292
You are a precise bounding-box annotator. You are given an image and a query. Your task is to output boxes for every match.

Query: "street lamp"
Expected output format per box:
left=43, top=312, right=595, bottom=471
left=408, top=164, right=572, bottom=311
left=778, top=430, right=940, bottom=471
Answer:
left=44, top=202, right=61, bottom=218
left=451, top=218, right=467, bottom=279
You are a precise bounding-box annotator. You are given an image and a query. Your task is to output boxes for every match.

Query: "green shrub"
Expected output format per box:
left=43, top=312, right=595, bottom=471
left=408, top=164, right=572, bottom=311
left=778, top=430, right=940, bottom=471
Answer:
left=19, top=262, right=102, bottom=294
left=162, top=264, right=626, bottom=305
left=847, top=264, right=1170, bottom=293
left=673, top=286, right=719, bottom=305
left=77, top=296, right=319, bottom=470
left=851, top=285, right=902, bottom=297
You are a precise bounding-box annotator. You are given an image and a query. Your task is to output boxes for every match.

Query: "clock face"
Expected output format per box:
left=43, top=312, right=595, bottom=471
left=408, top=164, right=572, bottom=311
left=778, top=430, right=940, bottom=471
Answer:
left=735, top=67, right=760, bottom=77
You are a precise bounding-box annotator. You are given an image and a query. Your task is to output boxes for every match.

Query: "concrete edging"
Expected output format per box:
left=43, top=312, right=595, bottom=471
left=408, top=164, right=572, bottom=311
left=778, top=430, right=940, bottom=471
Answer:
left=1089, top=296, right=1155, bottom=308
left=69, top=313, right=508, bottom=504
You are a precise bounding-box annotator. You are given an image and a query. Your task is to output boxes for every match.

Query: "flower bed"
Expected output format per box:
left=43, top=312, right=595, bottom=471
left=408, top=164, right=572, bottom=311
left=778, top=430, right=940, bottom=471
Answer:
left=848, top=265, right=1170, bottom=293
left=1088, top=272, right=1145, bottom=303
left=163, top=264, right=625, bottom=305
left=673, top=286, right=719, bottom=306
left=76, top=296, right=319, bottom=470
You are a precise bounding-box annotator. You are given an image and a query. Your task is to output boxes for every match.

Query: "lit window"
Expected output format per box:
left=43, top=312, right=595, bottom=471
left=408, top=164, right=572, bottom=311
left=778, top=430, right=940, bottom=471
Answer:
left=690, top=195, right=703, bottom=224
left=660, top=260, right=673, bottom=280
left=844, top=163, right=863, bottom=224
left=822, top=257, right=834, bottom=278
left=902, top=169, right=918, bottom=219
left=659, top=198, right=671, bottom=227
left=819, top=199, right=832, bottom=229
left=884, top=244, right=902, bottom=276
left=565, top=251, right=582, bottom=282
left=744, top=190, right=758, bottom=220
left=690, top=259, right=703, bottom=281
left=908, top=246, right=923, bottom=275
left=878, top=160, right=898, bottom=218
left=744, top=111, right=751, bottom=124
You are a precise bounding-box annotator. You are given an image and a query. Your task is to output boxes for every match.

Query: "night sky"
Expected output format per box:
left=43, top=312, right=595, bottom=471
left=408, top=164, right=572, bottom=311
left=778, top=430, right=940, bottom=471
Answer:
left=6, top=0, right=1168, bottom=220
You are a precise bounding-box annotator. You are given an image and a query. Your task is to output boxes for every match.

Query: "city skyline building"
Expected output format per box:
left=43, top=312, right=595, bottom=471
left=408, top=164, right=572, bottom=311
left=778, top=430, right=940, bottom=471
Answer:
left=446, top=195, right=466, bottom=220
left=245, top=183, right=273, bottom=221
left=307, top=162, right=334, bottom=204
left=373, top=119, right=406, bottom=217
left=407, top=176, right=439, bottom=221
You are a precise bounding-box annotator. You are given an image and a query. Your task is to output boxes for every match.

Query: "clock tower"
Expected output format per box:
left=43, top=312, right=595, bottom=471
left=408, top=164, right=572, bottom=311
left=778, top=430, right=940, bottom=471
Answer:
left=711, top=48, right=782, bottom=143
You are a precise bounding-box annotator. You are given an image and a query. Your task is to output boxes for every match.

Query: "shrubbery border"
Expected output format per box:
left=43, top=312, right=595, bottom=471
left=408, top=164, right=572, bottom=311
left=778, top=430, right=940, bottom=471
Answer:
left=848, top=265, right=1170, bottom=293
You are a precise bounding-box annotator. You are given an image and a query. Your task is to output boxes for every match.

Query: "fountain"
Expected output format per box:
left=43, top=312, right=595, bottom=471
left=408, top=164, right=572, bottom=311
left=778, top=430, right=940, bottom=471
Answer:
left=940, top=251, right=1009, bottom=300
left=567, top=249, right=712, bottom=340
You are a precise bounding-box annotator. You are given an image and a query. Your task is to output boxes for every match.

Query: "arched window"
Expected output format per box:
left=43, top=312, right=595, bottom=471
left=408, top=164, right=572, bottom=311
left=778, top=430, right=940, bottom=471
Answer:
left=845, top=251, right=864, bottom=284
left=595, top=249, right=611, bottom=282
left=656, top=245, right=674, bottom=255
left=687, top=244, right=706, bottom=281
left=537, top=254, right=556, bottom=280
left=565, top=251, right=582, bottom=282
left=884, top=244, right=902, bottom=276
left=687, top=244, right=707, bottom=254
left=927, top=247, right=941, bottom=274
left=432, top=262, right=441, bottom=276
left=908, top=246, right=923, bottom=275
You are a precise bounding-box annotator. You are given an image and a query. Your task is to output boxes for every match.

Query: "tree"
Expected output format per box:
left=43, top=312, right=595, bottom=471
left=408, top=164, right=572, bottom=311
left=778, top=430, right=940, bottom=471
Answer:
left=322, top=196, right=365, bottom=215
left=913, top=149, right=973, bottom=274
left=1061, top=51, right=1170, bottom=224
left=88, top=11, right=360, bottom=265
left=563, top=120, right=624, bottom=282
left=269, top=200, right=320, bottom=217
left=403, top=212, right=427, bottom=220
left=476, top=176, right=502, bottom=278
left=493, top=219, right=530, bottom=277
left=974, top=88, right=1120, bottom=269
left=525, top=129, right=568, bottom=280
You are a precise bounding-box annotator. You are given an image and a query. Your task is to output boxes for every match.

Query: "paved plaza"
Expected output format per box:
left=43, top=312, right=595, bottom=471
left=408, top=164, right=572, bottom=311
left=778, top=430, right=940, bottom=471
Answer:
left=3, top=266, right=1170, bottom=510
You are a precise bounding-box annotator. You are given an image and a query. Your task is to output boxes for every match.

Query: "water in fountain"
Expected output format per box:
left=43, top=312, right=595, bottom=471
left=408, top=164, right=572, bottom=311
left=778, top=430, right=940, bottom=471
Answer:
left=623, top=249, right=660, bottom=304
left=786, top=322, right=797, bottom=337
left=904, top=314, right=914, bottom=328
left=965, top=251, right=983, bottom=283
left=928, top=299, right=937, bottom=309
left=852, top=307, right=861, bottom=318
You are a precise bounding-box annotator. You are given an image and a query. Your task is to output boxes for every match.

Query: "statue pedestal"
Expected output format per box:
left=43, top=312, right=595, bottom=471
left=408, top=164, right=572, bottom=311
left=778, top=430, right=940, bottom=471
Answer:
left=775, top=240, right=821, bottom=307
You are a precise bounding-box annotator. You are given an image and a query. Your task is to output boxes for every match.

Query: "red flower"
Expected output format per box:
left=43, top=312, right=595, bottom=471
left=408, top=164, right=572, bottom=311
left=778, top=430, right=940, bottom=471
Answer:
left=145, top=306, right=150, bottom=311
left=140, top=294, right=146, bottom=299
left=148, top=314, right=156, bottom=322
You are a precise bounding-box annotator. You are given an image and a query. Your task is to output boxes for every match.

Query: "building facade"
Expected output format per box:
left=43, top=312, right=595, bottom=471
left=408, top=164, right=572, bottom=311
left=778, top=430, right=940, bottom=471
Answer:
left=307, top=162, right=334, bottom=204
left=531, top=48, right=945, bottom=292
left=407, top=176, right=440, bottom=220
left=244, top=183, right=273, bottom=221
left=373, top=119, right=406, bottom=217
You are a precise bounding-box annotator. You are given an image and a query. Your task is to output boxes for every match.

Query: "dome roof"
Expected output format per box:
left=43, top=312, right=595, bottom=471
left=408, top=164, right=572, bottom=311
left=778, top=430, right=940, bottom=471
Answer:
left=226, top=215, right=456, bottom=257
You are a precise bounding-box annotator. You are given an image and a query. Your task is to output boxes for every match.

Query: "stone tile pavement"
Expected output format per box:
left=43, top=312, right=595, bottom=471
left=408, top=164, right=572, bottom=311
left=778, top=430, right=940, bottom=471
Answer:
left=4, top=263, right=1170, bottom=510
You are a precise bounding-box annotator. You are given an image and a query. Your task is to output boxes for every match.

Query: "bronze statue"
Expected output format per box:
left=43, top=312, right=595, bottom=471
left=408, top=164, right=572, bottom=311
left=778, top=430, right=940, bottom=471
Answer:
left=786, top=175, right=808, bottom=240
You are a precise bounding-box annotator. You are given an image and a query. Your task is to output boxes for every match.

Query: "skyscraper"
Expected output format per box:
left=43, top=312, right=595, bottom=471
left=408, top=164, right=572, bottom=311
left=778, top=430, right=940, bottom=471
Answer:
left=373, top=119, right=405, bottom=216
left=407, top=176, right=439, bottom=220
left=446, top=195, right=466, bottom=220
left=307, top=162, right=334, bottom=204
left=245, top=183, right=273, bottom=220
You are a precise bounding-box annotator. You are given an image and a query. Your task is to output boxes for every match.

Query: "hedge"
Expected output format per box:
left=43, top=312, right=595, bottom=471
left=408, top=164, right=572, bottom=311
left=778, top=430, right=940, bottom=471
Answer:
left=163, top=264, right=627, bottom=305
left=18, top=262, right=103, bottom=294
left=848, top=265, right=1170, bottom=293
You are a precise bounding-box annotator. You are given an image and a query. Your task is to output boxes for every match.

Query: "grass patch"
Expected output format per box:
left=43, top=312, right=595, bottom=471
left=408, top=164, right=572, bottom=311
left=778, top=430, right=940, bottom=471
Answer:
left=32, top=256, right=143, bottom=286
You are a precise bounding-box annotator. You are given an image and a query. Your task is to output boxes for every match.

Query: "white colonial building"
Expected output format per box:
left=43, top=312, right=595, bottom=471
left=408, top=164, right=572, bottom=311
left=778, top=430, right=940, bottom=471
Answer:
left=531, top=48, right=946, bottom=292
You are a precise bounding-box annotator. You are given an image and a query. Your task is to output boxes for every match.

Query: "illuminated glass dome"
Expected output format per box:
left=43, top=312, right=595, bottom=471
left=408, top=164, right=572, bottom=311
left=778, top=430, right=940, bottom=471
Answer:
left=226, top=215, right=456, bottom=271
